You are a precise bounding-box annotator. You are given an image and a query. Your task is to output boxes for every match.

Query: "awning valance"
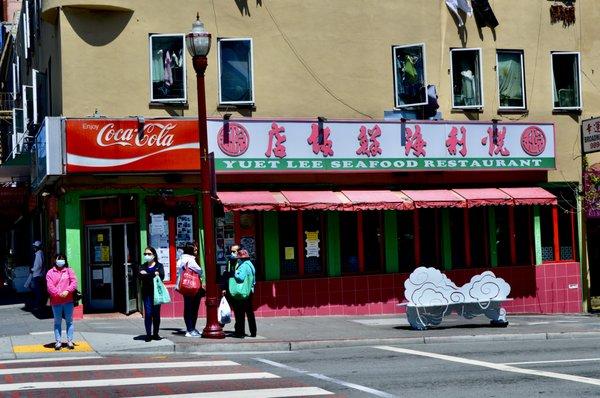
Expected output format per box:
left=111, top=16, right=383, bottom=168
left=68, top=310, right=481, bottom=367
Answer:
left=499, top=187, right=557, bottom=206
left=217, top=187, right=557, bottom=212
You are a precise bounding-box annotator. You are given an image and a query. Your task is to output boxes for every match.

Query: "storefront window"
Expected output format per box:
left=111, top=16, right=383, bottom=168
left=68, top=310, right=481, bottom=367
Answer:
left=397, top=211, right=415, bottom=272
left=303, top=212, right=324, bottom=275
left=540, top=206, right=554, bottom=261
left=515, top=206, right=534, bottom=265
left=363, top=211, right=384, bottom=272
left=279, top=212, right=299, bottom=277
left=449, top=209, right=466, bottom=268
left=340, top=213, right=359, bottom=273
left=418, top=209, right=441, bottom=268
left=495, top=207, right=511, bottom=266
left=469, top=207, right=488, bottom=267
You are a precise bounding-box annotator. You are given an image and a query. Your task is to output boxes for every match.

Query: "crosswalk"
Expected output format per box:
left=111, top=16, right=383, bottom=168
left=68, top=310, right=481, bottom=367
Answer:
left=0, top=356, right=336, bottom=397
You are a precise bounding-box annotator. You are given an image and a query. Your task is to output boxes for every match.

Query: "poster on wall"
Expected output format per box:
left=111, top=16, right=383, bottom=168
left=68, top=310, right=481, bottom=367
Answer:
left=216, top=216, right=235, bottom=276
left=176, top=214, right=194, bottom=249
left=149, top=213, right=171, bottom=281
left=240, top=236, right=256, bottom=260
left=149, top=34, right=187, bottom=103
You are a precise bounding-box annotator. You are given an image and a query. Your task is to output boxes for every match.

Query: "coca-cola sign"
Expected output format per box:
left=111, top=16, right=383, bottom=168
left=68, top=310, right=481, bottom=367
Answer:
left=66, top=119, right=200, bottom=173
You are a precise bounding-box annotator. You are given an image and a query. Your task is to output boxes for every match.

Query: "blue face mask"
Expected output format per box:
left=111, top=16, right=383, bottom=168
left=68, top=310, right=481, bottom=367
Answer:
left=56, top=260, right=66, bottom=267
left=144, top=254, right=154, bottom=263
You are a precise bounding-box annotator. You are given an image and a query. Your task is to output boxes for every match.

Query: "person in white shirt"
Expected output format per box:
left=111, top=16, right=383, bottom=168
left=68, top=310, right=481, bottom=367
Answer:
left=30, top=241, right=44, bottom=311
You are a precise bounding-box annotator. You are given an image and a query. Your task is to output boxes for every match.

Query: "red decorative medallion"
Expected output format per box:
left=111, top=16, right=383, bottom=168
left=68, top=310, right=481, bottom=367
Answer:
left=217, top=122, right=249, bottom=157
left=520, top=126, right=546, bottom=156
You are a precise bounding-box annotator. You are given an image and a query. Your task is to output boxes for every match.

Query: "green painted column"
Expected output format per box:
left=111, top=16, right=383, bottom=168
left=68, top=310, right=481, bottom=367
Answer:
left=384, top=211, right=399, bottom=273
left=326, top=212, right=341, bottom=277
left=441, top=209, right=452, bottom=271
left=64, top=192, right=82, bottom=284
left=533, top=206, right=542, bottom=265
left=488, top=207, right=498, bottom=267
left=138, top=193, right=147, bottom=254
left=263, top=212, right=280, bottom=281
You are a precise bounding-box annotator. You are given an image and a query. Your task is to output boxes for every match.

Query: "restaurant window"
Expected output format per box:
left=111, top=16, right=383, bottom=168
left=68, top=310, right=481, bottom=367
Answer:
left=496, top=50, right=526, bottom=110
left=469, top=207, right=488, bottom=267
left=551, top=52, right=582, bottom=110
left=279, top=212, right=298, bottom=277
left=303, top=212, right=325, bottom=275
left=558, top=207, right=576, bottom=261
left=397, top=211, right=415, bottom=272
left=450, top=48, right=484, bottom=109
left=495, top=207, right=511, bottom=266
left=392, top=43, right=428, bottom=108
left=540, top=206, right=555, bottom=261
left=340, top=212, right=359, bottom=273
left=362, top=211, right=384, bottom=272
left=515, top=206, right=534, bottom=265
left=417, top=209, right=441, bottom=268
left=449, top=209, right=466, bottom=268
left=218, top=38, right=254, bottom=105
left=148, top=34, right=187, bottom=103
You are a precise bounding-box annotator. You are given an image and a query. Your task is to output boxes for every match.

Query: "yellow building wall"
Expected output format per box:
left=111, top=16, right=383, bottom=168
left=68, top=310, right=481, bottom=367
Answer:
left=36, top=0, right=600, bottom=183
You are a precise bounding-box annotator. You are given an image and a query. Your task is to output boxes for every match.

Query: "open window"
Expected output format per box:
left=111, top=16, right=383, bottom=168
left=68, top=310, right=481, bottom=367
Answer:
left=392, top=43, right=428, bottom=108
left=551, top=52, right=582, bottom=110
left=148, top=34, right=187, bottom=103
left=218, top=38, right=255, bottom=105
left=450, top=48, right=484, bottom=109
left=496, top=50, right=526, bottom=110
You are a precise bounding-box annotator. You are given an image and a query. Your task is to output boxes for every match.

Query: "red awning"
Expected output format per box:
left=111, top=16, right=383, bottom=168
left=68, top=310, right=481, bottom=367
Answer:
left=217, top=191, right=289, bottom=211
left=402, top=189, right=467, bottom=208
left=499, top=187, right=557, bottom=206
left=342, top=190, right=414, bottom=210
left=281, top=190, right=351, bottom=211
left=453, top=188, right=513, bottom=207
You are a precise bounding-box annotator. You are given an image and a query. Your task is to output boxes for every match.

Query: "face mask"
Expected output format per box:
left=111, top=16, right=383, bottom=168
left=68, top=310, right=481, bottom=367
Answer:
left=56, top=260, right=66, bottom=267
left=144, top=254, right=154, bottom=263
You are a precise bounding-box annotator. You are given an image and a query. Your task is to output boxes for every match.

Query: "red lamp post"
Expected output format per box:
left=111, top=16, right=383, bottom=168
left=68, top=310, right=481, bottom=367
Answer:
left=186, top=14, right=224, bottom=339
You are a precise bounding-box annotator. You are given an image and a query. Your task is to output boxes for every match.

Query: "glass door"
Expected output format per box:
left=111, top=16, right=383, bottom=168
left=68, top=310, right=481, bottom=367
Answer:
left=124, top=224, right=139, bottom=314
left=86, top=226, right=114, bottom=310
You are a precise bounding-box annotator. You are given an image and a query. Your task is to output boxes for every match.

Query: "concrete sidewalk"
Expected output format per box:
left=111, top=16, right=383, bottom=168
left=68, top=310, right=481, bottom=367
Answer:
left=2, top=302, right=600, bottom=359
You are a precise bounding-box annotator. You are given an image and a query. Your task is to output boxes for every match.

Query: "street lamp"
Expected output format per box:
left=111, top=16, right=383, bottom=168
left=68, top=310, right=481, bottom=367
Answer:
left=186, top=14, right=224, bottom=339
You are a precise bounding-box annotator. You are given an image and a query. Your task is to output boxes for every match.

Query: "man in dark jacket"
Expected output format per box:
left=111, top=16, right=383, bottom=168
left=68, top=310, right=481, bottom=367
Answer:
left=220, top=244, right=239, bottom=298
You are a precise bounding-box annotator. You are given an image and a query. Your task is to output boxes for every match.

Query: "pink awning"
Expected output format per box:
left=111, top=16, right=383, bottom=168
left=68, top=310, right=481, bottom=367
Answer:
left=499, top=187, right=557, bottom=206
left=217, top=191, right=289, bottom=211
left=281, top=190, right=352, bottom=211
left=402, top=189, right=467, bottom=208
left=453, top=188, right=513, bottom=207
left=342, top=190, right=414, bottom=210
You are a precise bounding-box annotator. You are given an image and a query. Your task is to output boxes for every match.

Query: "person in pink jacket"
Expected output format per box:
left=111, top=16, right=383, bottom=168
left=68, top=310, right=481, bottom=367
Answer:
left=46, top=254, right=78, bottom=350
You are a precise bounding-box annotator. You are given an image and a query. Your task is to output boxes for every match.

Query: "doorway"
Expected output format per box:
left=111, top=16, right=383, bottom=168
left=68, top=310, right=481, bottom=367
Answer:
left=85, top=223, right=139, bottom=313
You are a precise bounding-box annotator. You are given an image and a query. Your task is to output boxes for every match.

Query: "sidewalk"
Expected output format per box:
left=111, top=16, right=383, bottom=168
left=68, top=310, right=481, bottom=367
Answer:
left=2, top=302, right=600, bottom=359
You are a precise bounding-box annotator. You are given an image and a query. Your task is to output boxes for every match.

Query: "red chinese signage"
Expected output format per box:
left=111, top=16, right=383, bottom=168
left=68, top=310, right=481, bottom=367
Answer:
left=65, top=119, right=200, bottom=173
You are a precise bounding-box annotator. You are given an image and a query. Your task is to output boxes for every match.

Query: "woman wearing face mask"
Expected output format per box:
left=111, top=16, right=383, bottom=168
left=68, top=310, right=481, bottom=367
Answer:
left=139, top=246, right=165, bottom=342
left=176, top=242, right=204, bottom=337
left=46, top=254, right=77, bottom=350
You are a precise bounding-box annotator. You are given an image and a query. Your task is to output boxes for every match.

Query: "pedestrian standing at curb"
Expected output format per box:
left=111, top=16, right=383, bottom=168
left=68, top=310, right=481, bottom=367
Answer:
left=30, top=240, right=45, bottom=312
left=220, top=244, right=239, bottom=300
left=46, top=254, right=77, bottom=350
left=177, top=242, right=205, bottom=337
left=139, top=246, right=165, bottom=342
left=232, top=249, right=257, bottom=338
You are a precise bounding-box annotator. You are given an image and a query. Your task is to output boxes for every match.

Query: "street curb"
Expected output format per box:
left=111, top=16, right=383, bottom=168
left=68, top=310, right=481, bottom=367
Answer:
left=546, top=331, right=600, bottom=340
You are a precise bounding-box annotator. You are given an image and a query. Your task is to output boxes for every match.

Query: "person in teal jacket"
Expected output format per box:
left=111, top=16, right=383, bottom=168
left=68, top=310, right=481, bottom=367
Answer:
left=232, top=249, right=256, bottom=338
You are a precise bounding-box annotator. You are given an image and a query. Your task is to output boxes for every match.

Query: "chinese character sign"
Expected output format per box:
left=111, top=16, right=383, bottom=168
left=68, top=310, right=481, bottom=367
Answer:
left=446, top=126, right=467, bottom=157
left=307, top=123, right=334, bottom=157
left=265, top=122, right=287, bottom=158
left=481, top=126, right=510, bottom=157
left=356, top=125, right=382, bottom=157
left=404, top=125, right=427, bottom=157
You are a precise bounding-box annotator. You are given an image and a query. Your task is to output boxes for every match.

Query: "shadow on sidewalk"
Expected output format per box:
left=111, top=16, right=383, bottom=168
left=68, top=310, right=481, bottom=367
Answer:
left=394, top=323, right=505, bottom=331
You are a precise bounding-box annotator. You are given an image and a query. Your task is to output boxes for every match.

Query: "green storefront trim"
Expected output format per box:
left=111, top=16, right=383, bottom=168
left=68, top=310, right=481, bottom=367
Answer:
left=533, top=206, right=542, bottom=265
left=441, top=209, right=452, bottom=271
left=326, top=212, right=341, bottom=277
left=384, top=211, right=399, bottom=273
left=488, top=207, right=498, bottom=267
left=263, top=212, right=280, bottom=281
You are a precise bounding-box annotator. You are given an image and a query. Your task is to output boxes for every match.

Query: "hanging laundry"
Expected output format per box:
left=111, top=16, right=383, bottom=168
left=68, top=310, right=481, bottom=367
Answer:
left=164, top=50, right=173, bottom=86
left=445, top=0, right=473, bottom=27
left=472, top=0, right=499, bottom=29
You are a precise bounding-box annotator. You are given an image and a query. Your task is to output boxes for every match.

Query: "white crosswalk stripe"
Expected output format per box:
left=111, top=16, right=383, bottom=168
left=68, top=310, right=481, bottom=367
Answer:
left=0, top=357, right=336, bottom=397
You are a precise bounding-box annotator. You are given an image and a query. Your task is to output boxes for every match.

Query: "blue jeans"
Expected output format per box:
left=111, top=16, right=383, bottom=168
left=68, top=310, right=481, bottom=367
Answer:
left=143, top=295, right=161, bottom=336
left=51, top=302, right=74, bottom=342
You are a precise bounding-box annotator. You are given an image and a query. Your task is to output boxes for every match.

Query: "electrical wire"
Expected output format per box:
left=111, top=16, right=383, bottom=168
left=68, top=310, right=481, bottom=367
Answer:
left=263, top=3, right=373, bottom=119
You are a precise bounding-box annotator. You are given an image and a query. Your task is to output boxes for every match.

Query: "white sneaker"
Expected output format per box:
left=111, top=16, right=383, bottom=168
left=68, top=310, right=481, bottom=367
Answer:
left=184, top=331, right=193, bottom=337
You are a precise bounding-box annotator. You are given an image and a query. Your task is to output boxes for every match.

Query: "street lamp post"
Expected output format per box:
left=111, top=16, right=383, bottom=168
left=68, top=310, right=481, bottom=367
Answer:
left=186, top=14, right=224, bottom=339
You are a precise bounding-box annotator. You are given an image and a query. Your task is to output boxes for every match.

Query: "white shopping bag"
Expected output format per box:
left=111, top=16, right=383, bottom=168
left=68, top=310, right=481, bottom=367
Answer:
left=218, top=296, right=232, bottom=324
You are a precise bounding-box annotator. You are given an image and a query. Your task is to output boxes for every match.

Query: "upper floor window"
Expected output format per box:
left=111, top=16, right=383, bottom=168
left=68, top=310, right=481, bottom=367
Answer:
left=392, top=43, right=428, bottom=108
left=551, top=52, right=582, bottom=110
left=148, top=34, right=187, bottom=103
left=450, top=48, right=483, bottom=109
left=496, top=50, right=526, bottom=110
left=218, top=38, right=254, bottom=105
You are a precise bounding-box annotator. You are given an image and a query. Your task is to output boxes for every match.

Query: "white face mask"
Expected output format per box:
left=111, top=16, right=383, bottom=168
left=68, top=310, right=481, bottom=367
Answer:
left=56, top=260, right=66, bottom=267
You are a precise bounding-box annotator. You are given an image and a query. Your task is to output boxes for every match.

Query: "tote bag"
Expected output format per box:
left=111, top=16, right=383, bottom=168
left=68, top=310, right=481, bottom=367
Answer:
left=228, top=274, right=252, bottom=300
left=177, top=265, right=201, bottom=297
left=153, top=275, right=171, bottom=305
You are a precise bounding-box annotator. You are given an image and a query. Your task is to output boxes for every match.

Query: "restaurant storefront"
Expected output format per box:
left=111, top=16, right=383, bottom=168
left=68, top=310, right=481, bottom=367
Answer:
left=33, top=116, right=582, bottom=318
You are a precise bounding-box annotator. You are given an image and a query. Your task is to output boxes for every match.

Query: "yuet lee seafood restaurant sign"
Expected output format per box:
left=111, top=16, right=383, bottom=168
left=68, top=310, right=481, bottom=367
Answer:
left=64, top=118, right=555, bottom=173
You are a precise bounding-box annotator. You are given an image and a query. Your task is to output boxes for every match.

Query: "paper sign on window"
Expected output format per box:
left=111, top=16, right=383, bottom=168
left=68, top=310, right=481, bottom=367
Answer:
left=305, top=231, right=320, bottom=258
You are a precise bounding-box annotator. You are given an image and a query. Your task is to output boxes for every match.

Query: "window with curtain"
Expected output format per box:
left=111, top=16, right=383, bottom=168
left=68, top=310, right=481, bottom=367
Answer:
left=451, top=48, right=483, bottom=109
left=497, top=50, right=526, bottom=109
left=392, top=43, right=428, bottom=108
left=551, top=52, right=582, bottom=109
left=148, top=34, right=187, bottom=103
left=218, top=38, right=254, bottom=105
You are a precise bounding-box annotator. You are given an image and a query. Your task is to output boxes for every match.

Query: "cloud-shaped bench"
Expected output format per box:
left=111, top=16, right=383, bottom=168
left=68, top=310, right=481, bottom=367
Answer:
left=402, top=267, right=511, bottom=330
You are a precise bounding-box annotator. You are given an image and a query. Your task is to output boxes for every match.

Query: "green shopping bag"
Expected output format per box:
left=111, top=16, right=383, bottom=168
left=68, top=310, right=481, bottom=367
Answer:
left=228, top=275, right=252, bottom=300
left=153, top=275, right=171, bottom=305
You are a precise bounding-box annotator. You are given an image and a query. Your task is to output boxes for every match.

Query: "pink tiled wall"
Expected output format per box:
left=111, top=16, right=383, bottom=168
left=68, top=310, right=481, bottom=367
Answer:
left=160, top=262, right=582, bottom=317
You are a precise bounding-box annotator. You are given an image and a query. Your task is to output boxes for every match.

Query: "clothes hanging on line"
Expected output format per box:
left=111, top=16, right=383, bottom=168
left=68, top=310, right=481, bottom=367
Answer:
left=445, top=0, right=473, bottom=27
left=472, top=0, right=499, bottom=28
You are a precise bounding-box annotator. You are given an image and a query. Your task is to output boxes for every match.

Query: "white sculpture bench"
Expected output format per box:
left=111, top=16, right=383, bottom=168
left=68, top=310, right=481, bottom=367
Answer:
left=400, top=267, right=511, bottom=330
